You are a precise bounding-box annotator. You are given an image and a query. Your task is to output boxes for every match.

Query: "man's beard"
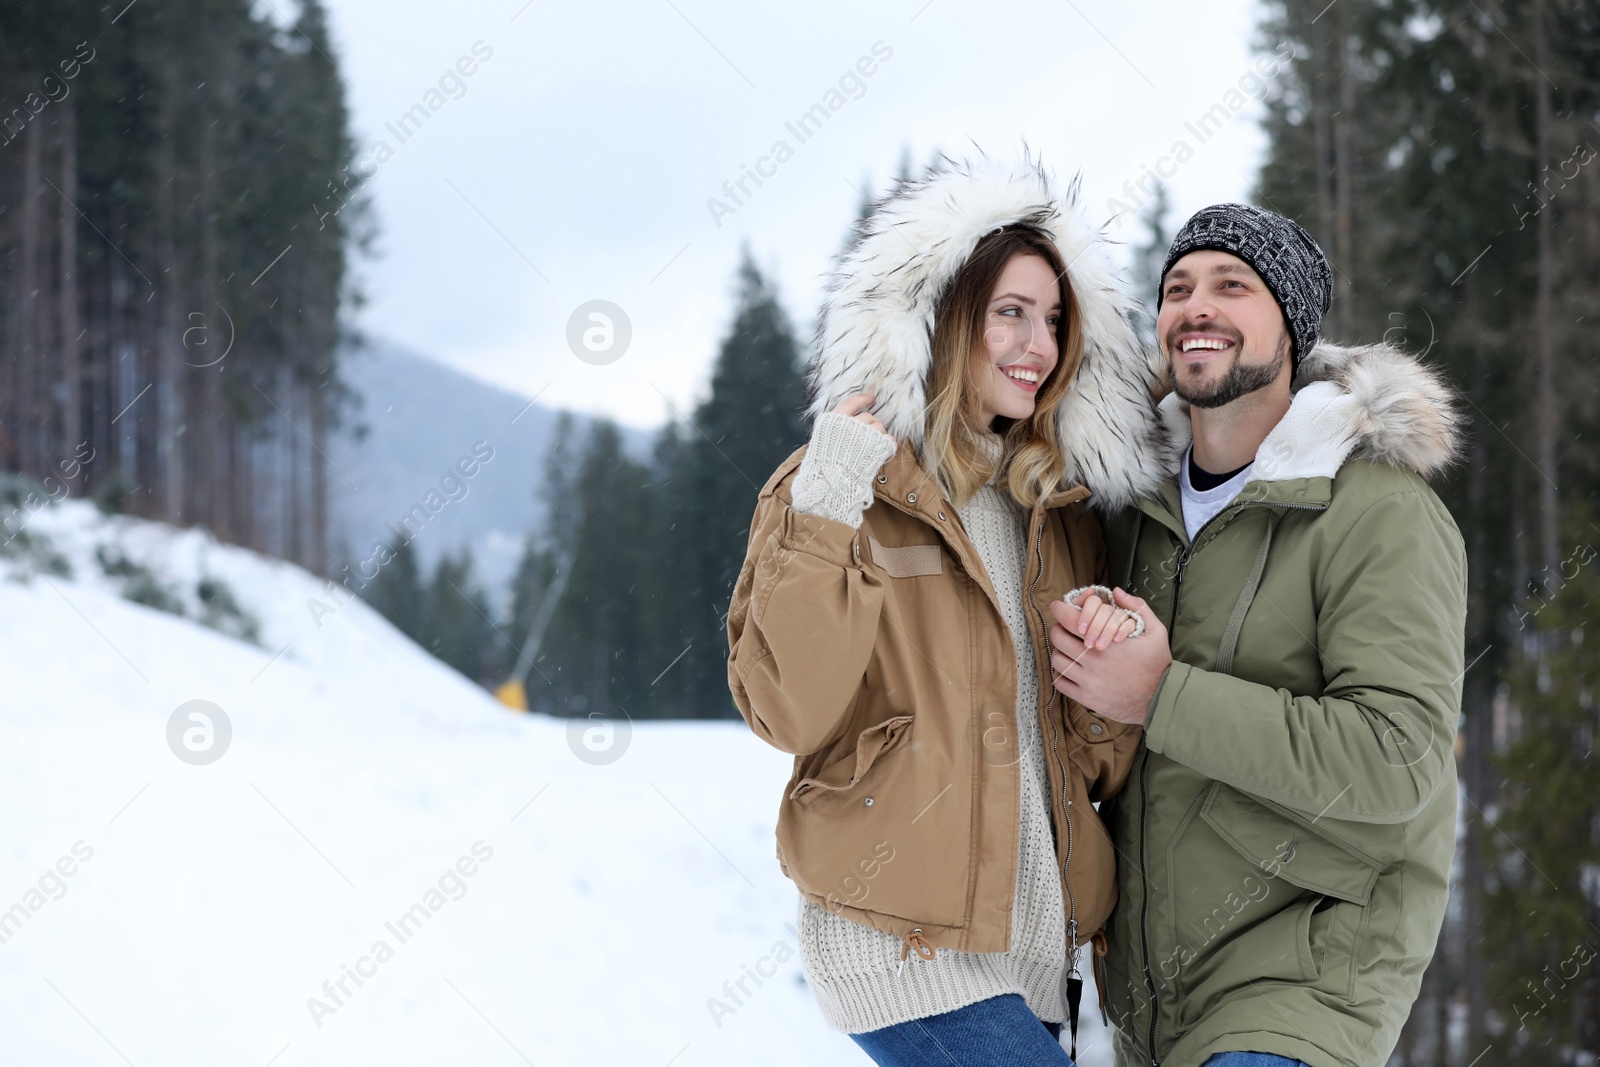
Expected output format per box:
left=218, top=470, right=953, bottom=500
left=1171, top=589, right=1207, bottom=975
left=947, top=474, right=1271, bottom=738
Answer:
left=1172, top=334, right=1289, bottom=410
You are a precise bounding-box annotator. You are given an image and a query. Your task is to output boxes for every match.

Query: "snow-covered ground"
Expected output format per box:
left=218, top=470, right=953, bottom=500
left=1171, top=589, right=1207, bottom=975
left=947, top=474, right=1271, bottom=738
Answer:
left=0, top=495, right=1113, bottom=1065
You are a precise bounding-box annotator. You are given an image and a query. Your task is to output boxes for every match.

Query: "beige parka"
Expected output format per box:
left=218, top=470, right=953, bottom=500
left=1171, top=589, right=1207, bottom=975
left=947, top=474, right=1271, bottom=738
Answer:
left=726, top=155, right=1172, bottom=973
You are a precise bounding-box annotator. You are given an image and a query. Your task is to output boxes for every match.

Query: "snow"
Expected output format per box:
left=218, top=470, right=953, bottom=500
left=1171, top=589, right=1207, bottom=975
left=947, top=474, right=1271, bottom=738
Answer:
left=0, top=496, right=1113, bottom=1065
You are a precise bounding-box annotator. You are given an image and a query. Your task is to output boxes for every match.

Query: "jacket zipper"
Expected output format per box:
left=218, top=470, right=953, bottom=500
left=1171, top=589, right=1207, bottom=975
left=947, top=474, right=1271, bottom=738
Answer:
left=930, top=487, right=1084, bottom=967
left=1138, top=747, right=1159, bottom=1066
left=1135, top=495, right=1327, bottom=1065
left=1027, top=513, right=1080, bottom=975
left=1167, top=545, right=1190, bottom=632
left=1160, top=498, right=1325, bottom=630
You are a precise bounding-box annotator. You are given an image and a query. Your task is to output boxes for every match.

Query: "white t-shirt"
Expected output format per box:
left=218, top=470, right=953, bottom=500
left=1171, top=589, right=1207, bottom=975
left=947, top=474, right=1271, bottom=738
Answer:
left=1179, top=445, right=1256, bottom=543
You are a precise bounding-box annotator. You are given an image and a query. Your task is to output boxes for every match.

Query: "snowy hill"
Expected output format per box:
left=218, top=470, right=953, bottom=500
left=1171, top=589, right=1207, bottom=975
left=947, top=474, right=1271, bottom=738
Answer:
left=328, top=339, right=650, bottom=609
left=0, top=496, right=1115, bottom=1065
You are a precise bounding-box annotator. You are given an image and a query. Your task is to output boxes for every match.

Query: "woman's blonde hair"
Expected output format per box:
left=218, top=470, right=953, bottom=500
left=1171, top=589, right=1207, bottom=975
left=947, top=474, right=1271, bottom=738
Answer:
left=922, top=224, right=1084, bottom=509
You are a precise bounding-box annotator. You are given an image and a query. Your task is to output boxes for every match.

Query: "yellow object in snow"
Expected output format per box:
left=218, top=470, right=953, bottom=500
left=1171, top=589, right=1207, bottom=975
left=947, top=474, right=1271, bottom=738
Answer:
left=494, top=678, right=528, bottom=711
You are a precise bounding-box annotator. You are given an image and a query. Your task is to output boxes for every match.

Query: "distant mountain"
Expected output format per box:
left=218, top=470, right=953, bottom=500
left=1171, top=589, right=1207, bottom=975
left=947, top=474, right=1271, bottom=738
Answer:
left=328, top=339, right=649, bottom=610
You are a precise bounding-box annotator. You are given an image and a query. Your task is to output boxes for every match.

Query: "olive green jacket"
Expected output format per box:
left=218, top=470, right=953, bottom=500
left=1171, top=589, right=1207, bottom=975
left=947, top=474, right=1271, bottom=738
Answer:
left=1101, top=342, right=1468, bottom=1067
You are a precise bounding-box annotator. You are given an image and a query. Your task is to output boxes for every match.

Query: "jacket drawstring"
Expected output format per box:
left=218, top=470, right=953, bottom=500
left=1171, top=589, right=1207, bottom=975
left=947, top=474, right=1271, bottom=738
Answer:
left=896, top=928, right=936, bottom=976
left=1091, top=929, right=1110, bottom=1025
left=1066, top=930, right=1113, bottom=1060
left=1065, top=969, right=1083, bottom=1060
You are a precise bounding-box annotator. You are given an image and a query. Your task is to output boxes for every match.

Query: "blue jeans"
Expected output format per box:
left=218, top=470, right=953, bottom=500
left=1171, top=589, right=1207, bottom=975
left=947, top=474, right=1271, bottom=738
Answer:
left=849, top=993, right=1074, bottom=1066
left=1203, top=1055, right=1310, bottom=1066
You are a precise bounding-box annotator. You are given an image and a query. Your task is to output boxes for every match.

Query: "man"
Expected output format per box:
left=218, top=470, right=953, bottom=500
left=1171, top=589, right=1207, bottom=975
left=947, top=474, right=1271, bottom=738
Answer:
left=1047, top=204, right=1468, bottom=1067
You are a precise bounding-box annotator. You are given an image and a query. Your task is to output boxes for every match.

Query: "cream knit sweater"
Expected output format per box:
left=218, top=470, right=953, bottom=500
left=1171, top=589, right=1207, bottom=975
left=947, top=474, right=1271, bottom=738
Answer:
left=787, top=412, right=1068, bottom=1034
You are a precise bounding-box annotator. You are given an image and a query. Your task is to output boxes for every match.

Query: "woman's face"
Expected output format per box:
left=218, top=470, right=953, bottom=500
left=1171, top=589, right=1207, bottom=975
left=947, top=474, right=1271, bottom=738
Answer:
left=971, top=252, right=1062, bottom=429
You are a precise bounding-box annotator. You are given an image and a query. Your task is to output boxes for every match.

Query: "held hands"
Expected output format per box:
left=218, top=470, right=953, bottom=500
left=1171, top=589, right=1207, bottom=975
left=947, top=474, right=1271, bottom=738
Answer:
left=827, top=399, right=1170, bottom=722
left=1063, top=585, right=1144, bottom=644
left=1048, top=587, right=1172, bottom=726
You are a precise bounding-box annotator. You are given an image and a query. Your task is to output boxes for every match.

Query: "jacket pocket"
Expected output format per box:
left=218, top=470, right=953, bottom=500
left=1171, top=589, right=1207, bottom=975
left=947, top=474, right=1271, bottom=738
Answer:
left=1198, top=782, right=1383, bottom=999
left=867, top=535, right=943, bottom=578
left=789, top=715, right=914, bottom=802
left=776, top=710, right=972, bottom=927
left=1200, top=783, right=1382, bottom=906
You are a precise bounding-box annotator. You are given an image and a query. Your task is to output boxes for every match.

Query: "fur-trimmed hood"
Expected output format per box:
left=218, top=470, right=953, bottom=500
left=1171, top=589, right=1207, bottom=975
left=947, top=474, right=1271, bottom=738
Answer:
left=806, top=152, right=1167, bottom=511
left=1157, top=341, right=1465, bottom=483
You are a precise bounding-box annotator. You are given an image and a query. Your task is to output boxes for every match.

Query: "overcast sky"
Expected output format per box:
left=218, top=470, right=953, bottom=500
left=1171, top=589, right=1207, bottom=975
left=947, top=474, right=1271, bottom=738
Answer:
left=315, top=0, right=1273, bottom=430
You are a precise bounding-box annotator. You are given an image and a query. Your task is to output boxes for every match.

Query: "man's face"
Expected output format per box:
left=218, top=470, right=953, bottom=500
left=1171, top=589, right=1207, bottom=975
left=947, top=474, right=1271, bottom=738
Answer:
left=1157, top=250, right=1291, bottom=409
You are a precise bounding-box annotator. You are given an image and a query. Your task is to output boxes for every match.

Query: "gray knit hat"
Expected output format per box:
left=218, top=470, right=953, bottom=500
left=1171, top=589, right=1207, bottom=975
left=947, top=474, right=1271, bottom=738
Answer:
left=1157, top=203, right=1333, bottom=375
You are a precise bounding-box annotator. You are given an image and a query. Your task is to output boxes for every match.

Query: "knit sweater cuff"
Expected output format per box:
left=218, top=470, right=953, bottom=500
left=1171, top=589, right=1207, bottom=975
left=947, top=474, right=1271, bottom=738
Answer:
left=791, top=412, right=898, bottom=528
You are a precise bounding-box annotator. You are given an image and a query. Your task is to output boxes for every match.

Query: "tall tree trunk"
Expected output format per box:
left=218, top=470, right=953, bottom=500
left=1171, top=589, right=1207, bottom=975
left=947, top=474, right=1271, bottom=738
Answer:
left=1532, top=0, right=1560, bottom=592
left=1332, top=3, right=1356, bottom=338
left=122, top=278, right=142, bottom=494
left=38, top=129, right=59, bottom=470
left=136, top=274, right=155, bottom=518
left=1431, top=949, right=1449, bottom=1067
left=311, top=369, right=329, bottom=576
left=198, top=101, right=222, bottom=535
left=1462, top=336, right=1492, bottom=1061
left=281, top=362, right=298, bottom=563
left=110, top=207, right=138, bottom=491
left=1312, top=17, right=1337, bottom=273
left=18, top=105, right=44, bottom=478
left=60, top=95, right=81, bottom=473
left=234, top=419, right=253, bottom=552
left=157, top=80, right=185, bottom=524
left=0, top=105, right=13, bottom=472
left=91, top=249, right=109, bottom=493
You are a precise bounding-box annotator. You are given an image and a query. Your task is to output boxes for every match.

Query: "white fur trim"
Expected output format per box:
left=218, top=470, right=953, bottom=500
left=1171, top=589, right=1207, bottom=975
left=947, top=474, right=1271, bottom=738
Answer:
left=807, top=151, right=1168, bottom=511
left=1157, top=341, right=1464, bottom=482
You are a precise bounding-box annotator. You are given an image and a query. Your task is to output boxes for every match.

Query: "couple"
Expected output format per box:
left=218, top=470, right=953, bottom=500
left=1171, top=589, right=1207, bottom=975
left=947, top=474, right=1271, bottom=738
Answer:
left=726, top=153, right=1466, bottom=1067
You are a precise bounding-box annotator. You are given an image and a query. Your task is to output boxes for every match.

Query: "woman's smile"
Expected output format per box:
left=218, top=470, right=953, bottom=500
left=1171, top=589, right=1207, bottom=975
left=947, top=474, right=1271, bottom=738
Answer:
left=998, top=362, right=1044, bottom=393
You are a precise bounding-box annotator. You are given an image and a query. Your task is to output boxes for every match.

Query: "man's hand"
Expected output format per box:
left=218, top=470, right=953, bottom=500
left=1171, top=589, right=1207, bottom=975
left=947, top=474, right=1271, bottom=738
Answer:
left=1048, top=588, right=1172, bottom=725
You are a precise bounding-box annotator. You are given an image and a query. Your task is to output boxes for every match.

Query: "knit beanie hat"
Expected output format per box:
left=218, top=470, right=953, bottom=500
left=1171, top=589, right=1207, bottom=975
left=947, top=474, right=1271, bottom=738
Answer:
left=1157, top=203, right=1333, bottom=376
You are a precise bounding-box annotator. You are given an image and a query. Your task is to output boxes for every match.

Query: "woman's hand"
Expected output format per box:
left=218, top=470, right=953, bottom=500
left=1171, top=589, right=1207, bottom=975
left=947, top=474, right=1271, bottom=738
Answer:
left=1068, top=589, right=1140, bottom=649
left=834, top=394, right=894, bottom=441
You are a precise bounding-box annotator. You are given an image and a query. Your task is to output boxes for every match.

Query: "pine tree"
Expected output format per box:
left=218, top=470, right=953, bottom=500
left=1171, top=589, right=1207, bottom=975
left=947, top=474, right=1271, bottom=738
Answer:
left=422, top=547, right=498, bottom=686
left=512, top=418, right=656, bottom=716
left=1129, top=182, right=1174, bottom=354
left=656, top=248, right=807, bottom=718
left=1253, top=2, right=1600, bottom=1061
left=1130, top=181, right=1173, bottom=304
left=1486, top=519, right=1600, bottom=1062
left=0, top=0, right=364, bottom=572
left=362, top=537, right=424, bottom=643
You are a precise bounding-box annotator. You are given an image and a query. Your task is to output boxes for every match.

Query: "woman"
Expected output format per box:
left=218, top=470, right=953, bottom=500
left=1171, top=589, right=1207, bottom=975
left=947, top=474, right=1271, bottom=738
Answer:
left=725, top=154, right=1168, bottom=1065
